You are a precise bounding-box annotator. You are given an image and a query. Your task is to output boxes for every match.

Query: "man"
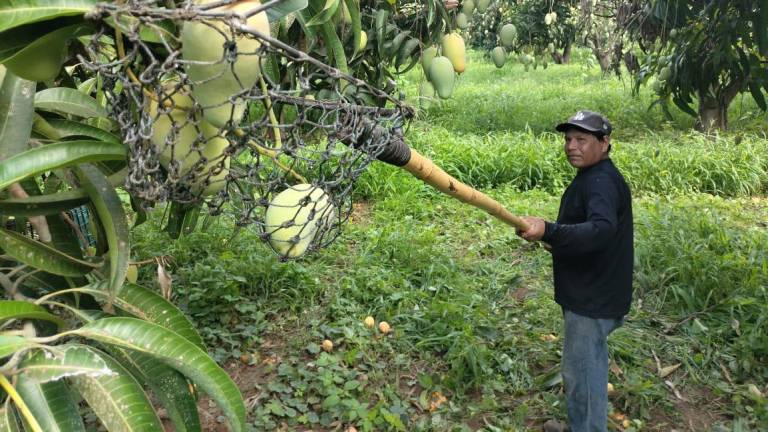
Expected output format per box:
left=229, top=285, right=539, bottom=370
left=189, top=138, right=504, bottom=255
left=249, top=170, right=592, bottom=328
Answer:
left=516, top=111, right=633, bottom=432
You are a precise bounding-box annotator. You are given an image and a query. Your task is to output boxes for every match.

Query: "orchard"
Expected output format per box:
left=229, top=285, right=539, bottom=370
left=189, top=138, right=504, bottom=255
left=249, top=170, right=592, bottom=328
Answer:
left=0, top=0, right=766, bottom=430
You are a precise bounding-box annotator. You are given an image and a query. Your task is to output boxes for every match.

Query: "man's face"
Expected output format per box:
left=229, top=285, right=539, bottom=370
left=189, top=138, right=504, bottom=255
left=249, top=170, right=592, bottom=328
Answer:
left=563, top=129, right=609, bottom=169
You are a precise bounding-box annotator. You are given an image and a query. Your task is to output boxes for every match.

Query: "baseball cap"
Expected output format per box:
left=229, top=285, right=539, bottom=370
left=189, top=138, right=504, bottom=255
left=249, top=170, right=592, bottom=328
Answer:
left=555, top=110, right=612, bottom=136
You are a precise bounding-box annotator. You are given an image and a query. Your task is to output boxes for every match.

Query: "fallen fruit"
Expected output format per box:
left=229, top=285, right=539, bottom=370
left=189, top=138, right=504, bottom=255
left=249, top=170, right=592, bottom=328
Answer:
left=322, top=339, right=333, bottom=352
left=378, top=321, right=391, bottom=334
left=364, top=316, right=375, bottom=328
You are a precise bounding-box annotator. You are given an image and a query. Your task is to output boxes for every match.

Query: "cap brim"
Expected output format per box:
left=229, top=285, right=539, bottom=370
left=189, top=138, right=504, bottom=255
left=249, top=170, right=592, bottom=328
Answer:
left=555, top=122, right=601, bottom=133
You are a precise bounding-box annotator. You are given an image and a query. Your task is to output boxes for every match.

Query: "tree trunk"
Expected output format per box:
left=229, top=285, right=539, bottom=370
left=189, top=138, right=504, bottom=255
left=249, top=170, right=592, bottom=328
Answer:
left=697, top=102, right=727, bottom=131
left=560, top=43, right=572, bottom=64
left=696, top=83, right=740, bottom=132
left=594, top=49, right=611, bottom=74
left=623, top=51, right=639, bottom=74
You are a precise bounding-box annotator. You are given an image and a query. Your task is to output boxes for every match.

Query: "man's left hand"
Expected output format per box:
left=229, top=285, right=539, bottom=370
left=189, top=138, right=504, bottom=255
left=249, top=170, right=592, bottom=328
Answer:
left=516, top=216, right=546, bottom=242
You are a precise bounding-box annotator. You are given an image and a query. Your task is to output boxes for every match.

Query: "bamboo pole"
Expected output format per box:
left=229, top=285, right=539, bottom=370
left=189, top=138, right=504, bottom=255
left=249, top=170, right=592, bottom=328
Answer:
left=402, top=149, right=530, bottom=232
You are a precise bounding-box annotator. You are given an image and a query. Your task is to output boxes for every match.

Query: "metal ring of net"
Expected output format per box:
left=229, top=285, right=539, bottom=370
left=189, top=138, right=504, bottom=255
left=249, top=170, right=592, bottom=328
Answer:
left=80, top=0, right=414, bottom=259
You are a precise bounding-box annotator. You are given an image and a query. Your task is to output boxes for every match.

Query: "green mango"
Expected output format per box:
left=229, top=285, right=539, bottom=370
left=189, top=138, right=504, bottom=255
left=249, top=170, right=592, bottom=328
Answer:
left=499, top=24, right=517, bottom=47
left=491, top=46, right=506, bottom=68
left=428, top=56, right=455, bottom=99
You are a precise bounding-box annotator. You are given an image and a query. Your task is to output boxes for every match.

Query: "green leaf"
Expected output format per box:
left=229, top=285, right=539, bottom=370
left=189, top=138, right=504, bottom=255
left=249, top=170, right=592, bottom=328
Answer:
left=0, top=140, right=126, bottom=190
left=321, top=393, right=340, bottom=409
left=87, top=282, right=205, bottom=349
left=0, top=335, right=39, bottom=359
left=0, top=169, right=125, bottom=217
left=73, top=317, right=246, bottom=432
left=320, top=20, right=348, bottom=73
left=34, top=87, right=107, bottom=118
left=756, top=4, right=768, bottom=56
left=0, top=20, right=49, bottom=63
left=0, top=402, right=20, bottom=432
left=19, top=344, right=164, bottom=431
left=0, top=300, right=65, bottom=329
left=344, top=0, right=361, bottom=56
left=3, top=23, right=93, bottom=82
left=108, top=349, right=201, bottom=432
left=0, top=0, right=97, bottom=33
left=38, top=119, right=122, bottom=144
left=0, top=228, right=99, bottom=276
left=305, top=0, right=340, bottom=27
left=266, top=0, right=307, bottom=22
left=17, top=344, right=115, bottom=383
left=14, top=377, right=86, bottom=432
left=75, top=164, right=129, bottom=303
left=748, top=80, right=767, bottom=111
left=0, top=70, right=35, bottom=161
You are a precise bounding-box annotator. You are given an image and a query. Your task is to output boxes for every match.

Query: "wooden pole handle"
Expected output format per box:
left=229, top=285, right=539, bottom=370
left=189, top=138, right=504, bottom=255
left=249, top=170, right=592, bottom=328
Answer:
left=402, top=149, right=531, bottom=232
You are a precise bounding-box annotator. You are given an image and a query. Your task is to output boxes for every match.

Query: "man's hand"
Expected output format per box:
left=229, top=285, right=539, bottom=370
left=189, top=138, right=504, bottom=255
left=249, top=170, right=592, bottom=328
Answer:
left=444, top=0, right=460, bottom=10
left=516, top=216, right=546, bottom=242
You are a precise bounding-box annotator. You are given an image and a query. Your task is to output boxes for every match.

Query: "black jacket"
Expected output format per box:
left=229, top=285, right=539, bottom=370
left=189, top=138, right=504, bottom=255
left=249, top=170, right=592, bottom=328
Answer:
left=541, top=158, right=633, bottom=319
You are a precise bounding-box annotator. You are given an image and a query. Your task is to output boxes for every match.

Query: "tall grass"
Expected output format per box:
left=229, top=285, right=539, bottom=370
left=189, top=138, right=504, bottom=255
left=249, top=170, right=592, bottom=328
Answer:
left=633, top=195, right=768, bottom=380
left=356, top=125, right=768, bottom=199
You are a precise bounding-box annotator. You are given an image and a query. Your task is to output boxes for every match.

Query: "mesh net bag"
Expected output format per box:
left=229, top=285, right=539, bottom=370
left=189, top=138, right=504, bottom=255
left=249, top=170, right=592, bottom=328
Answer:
left=80, top=0, right=414, bottom=259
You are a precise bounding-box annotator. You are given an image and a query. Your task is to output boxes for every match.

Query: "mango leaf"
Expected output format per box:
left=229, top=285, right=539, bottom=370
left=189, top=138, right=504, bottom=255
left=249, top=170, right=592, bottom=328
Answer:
left=3, top=22, right=93, bottom=82
left=0, top=300, right=65, bottom=329
left=14, top=377, right=85, bottom=432
left=0, top=0, right=97, bottom=33
left=0, top=168, right=125, bottom=217
left=43, top=118, right=120, bottom=143
left=0, top=70, right=35, bottom=161
left=320, top=20, right=348, bottom=73
left=34, top=87, right=107, bottom=118
left=86, top=282, right=204, bottom=348
left=76, top=77, right=95, bottom=94
left=305, top=0, right=340, bottom=27
left=0, top=189, right=88, bottom=217
left=756, top=4, right=768, bottom=56
left=0, top=401, right=20, bottom=432
left=266, top=0, right=307, bottom=22
left=0, top=335, right=39, bottom=359
left=108, top=348, right=201, bottom=432
left=0, top=140, right=126, bottom=190
left=74, top=317, right=246, bottom=432
left=18, top=344, right=164, bottom=431
left=0, top=228, right=99, bottom=277
left=17, top=344, right=111, bottom=383
left=344, top=0, right=361, bottom=56
left=75, top=164, right=130, bottom=303
left=748, top=81, right=767, bottom=111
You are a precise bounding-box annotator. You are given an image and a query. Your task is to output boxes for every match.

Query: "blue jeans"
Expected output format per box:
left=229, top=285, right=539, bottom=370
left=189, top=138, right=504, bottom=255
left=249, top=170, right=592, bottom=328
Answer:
left=561, top=309, right=623, bottom=432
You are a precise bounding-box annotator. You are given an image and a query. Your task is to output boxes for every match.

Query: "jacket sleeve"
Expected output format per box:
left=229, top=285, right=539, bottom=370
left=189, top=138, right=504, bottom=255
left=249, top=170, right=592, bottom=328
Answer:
left=541, top=175, right=619, bottom=256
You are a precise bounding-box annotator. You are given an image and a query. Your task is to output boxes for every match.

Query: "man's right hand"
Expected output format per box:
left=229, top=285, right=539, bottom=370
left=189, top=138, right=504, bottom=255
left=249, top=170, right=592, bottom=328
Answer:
left=516, top=216, right=546, bottom=242
left=444, top=0, right=460, bottom=10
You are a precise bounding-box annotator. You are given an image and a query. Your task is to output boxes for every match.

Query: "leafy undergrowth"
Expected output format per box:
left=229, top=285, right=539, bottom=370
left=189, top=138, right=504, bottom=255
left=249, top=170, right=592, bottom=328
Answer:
left=132, top=51, right=768, bottom=431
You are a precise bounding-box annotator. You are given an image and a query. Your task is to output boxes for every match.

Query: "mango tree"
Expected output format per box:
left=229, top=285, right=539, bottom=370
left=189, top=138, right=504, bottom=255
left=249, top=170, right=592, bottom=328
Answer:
left=0, top=0, right=469, bottom=429
left=576, top=0, right=641, bottom=75
left=630, top=0, right=768, bottom=131
left=504, top=0, right=578, bottom=65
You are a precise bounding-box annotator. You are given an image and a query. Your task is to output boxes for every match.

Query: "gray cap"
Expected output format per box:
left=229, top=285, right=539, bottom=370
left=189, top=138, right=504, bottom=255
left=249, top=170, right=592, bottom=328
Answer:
left=556, top=110, right=612, bottom=135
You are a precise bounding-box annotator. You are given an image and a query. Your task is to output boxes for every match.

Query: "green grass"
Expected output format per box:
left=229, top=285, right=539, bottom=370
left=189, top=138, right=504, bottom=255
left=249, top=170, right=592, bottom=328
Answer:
left=131, top=49, right=768, bottom=431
